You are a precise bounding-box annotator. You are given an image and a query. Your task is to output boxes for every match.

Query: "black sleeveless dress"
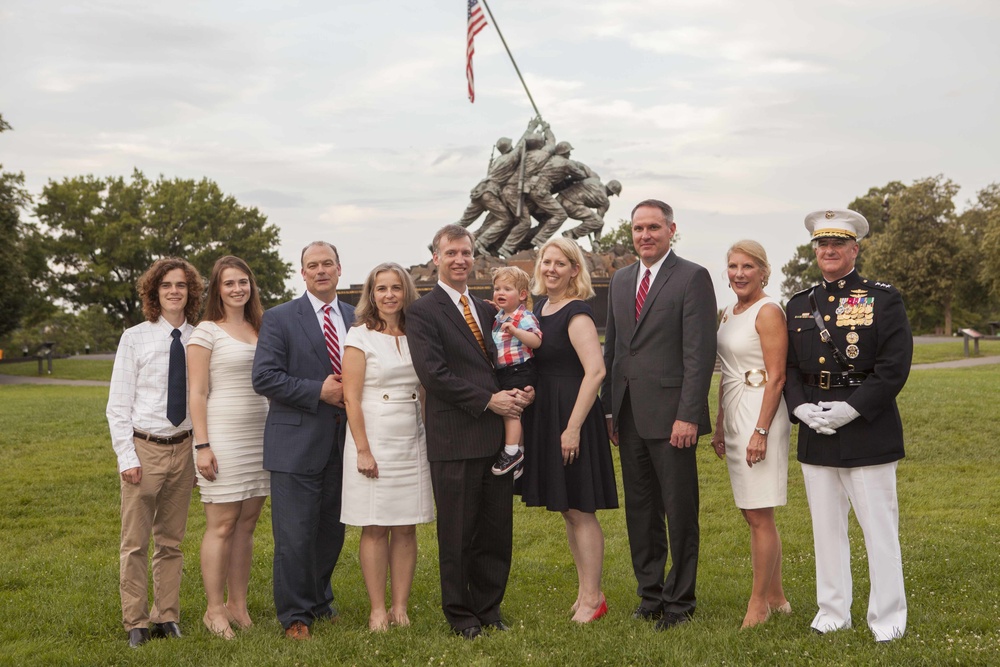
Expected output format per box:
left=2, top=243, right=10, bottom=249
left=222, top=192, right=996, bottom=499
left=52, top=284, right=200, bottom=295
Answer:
left=521, top=298, right=619, bottom=512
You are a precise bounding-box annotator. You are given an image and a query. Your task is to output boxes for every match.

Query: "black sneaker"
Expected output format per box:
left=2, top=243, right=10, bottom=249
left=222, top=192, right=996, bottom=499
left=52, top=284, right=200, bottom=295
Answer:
left=491, top=449, right=524, bottom=476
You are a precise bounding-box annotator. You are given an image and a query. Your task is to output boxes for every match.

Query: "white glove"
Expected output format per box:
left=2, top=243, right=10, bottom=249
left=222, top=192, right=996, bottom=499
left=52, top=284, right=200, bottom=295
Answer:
left=815, top=401, right=861, bottom=431
left=793, top=403, right=836, bottom=436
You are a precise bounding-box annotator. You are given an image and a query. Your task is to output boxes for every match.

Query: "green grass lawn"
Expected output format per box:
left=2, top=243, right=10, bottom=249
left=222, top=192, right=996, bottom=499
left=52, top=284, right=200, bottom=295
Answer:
left=1, top=370, right=998, bottom=665
left=0, top=340, right=994, bottom=383
left=0, top=357, right=114, bottom=381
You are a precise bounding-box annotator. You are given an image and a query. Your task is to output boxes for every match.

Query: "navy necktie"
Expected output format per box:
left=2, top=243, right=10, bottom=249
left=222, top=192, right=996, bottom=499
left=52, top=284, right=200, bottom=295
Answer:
left=167, top=328, right=186, bottom=426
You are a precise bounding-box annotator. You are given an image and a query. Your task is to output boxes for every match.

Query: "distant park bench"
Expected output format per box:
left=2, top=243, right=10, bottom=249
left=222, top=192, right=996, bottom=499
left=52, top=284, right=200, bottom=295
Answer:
left=0, top=342, right=57, bottom=374
left=958, top=329, right=983, bottom=357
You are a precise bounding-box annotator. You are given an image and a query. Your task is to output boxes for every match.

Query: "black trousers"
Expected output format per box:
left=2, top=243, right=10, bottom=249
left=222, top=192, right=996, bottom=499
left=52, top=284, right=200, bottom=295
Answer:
left=617, top=390, right=700, bottom=615
left=429, top=455, right=513, bottom=631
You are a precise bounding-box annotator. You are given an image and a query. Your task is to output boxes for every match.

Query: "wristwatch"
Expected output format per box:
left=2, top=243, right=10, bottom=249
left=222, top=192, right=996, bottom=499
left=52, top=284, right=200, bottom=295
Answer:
left=754, top=427, right=768, bottom=436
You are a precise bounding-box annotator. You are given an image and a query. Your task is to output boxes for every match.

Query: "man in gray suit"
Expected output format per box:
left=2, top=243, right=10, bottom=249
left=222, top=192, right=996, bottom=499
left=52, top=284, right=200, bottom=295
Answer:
left=406, top=224, right=530, bottom=639
left=252, top=241, right=355, bottom=640
left=602, top=199, right=717, bottom=631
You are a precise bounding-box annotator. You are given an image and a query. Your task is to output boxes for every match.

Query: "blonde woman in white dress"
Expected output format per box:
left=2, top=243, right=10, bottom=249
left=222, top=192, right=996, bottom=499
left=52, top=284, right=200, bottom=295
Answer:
left=712, top=240, right=791, bottom=629
left=341, top=263, right=434, bottom=632
left=188, top=256, right=270, bottom=638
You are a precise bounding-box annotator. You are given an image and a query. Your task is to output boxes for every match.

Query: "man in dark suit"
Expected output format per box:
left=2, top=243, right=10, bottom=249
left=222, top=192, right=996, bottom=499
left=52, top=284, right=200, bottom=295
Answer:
left=784, top=209, right=911, bottom=642
left=406, top=224, right=530, bottom=639
left=252, top=241, right=354, bottom=640
left=602, top=199, right=717, bottom=630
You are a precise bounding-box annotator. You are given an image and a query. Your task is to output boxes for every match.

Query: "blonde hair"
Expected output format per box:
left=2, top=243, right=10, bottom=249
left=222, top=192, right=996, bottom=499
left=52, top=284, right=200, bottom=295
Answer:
left=354, top=263, right=419, bottom=332
left=726, top=239, right=772, bottom=286
left=532, top=237, right=595, bottom=300
left=492, top=266, right=531, bottom=296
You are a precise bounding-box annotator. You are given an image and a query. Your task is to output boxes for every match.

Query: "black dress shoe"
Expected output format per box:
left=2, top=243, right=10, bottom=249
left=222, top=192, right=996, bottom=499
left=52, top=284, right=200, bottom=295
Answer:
left=455, top=625, right=483, bottom=640
left=151, top=621, right=182, bottom=638
left=632, top=605, right=663, bottom=621
left=127, top=627, right=151, bottom=648
left=654, top=611, right=692, bottom=632
left=484, top=620, right=510, bottom=632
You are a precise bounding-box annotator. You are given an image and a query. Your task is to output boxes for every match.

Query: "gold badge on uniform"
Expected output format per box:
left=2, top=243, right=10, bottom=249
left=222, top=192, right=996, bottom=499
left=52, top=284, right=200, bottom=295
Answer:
left=825, top=211, right=835, bottom=219
left=846, top=331, right=859, bottom=344
left=846, top=344, right=859, bottom=359
left=837, top=279, right=846, bottom=289
left=836, top=296, right=875, bottom=327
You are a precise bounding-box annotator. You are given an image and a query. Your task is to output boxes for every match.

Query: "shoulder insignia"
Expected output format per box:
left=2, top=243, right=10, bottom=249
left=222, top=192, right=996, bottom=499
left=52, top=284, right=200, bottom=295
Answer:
left=790, top=284, right=818, bottom=299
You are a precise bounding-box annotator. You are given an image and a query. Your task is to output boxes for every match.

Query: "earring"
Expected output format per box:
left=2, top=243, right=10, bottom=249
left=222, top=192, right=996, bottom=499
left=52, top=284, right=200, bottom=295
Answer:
left=762, top=279, right=768, bottom=287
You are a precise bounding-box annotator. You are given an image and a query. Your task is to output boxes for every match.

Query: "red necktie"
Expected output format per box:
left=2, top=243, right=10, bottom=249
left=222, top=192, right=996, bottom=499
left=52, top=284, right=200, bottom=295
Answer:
left=322, top=305, right=342, bottom=375
left=635, top=268, right=651, bottom=321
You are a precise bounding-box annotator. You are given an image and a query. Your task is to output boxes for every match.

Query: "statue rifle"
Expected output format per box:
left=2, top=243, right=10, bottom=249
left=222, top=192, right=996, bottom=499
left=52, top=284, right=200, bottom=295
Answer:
left=515, top=139, right=527, bottom=218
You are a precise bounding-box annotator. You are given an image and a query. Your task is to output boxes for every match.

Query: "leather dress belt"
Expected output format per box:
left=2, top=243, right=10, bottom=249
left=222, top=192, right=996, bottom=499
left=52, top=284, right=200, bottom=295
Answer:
left=803, top=371, right=868, bottom=390
left=133, top=429, right=192, bottom=445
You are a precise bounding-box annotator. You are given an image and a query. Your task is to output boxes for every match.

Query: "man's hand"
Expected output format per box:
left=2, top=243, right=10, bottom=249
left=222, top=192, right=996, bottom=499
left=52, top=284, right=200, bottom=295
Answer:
left=793, top=403, right=836, bottom=435
left=121, top=467, right=142, bottom=485
left=670, top=420, right=698, bottom=448
left=605, top=417, right=619, bottom=447
left=516, top=386, right=535, bottom=407
left=488, top=390, right=523, bottom=418
left=815, top=401, right=860, bottom=431
left=320, top=374, right=345, bottom=407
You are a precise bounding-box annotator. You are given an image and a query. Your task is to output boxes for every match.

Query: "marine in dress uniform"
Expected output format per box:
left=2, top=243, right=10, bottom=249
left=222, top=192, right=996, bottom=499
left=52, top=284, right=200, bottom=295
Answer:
left=784, top=209, right=912, bottom=642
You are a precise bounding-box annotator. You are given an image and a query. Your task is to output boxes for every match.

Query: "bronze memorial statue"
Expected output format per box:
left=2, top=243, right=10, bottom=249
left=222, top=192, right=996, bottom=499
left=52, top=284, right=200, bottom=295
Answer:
left=455, top=118, right=621, bottom=258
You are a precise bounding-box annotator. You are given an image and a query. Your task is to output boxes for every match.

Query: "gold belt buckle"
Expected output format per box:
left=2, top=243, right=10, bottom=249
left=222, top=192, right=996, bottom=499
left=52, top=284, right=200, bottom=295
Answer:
left=819, top=370, right=831, bottom=390
left=743, top=369, right=767, bottom=387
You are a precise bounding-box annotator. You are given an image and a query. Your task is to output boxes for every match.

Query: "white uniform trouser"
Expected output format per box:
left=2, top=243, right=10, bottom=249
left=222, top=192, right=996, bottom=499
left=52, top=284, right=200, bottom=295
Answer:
left=801, top=461, right=906, bottom=641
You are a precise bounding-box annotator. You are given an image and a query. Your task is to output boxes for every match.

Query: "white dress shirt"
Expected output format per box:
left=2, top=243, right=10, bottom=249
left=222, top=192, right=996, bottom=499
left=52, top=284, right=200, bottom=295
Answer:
left=305, top=290, right=346, bottom=364
left=636, top=249, right=672, bottom=296
left=106, top=318, right=194, bottom=472
left=437, top=280, right=484, bottom=333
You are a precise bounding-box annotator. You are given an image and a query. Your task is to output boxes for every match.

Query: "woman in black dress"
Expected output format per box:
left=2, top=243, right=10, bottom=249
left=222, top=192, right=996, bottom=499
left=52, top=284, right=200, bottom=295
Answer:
left=522, top=237, right=619, bottom=623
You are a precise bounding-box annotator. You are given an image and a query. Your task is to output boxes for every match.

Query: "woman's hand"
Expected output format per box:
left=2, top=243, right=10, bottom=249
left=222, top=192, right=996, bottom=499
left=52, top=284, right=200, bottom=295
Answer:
left=197, top=448, right=219, bottom=482
left=711, top=435, right=726, bottom=460
left=561, top=427, right=581, bottom=466
left=745, top=432, right=767, bottom=468
left=357, top=450, right=379, bottom=479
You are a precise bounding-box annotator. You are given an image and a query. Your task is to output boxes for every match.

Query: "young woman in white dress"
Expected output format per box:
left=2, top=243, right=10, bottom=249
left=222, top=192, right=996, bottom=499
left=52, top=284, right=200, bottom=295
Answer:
left=188, top=256, right=270, bottom=638
left=341, top=262, right=434, bottom=632
left=712, top=240, right=792, bottom=629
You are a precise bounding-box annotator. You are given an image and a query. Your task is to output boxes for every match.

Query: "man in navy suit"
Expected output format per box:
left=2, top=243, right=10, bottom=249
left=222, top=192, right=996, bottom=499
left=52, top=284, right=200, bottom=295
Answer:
left=252, top=241, right=354, bottom=640
left=406, top=224, right=531, bottom=639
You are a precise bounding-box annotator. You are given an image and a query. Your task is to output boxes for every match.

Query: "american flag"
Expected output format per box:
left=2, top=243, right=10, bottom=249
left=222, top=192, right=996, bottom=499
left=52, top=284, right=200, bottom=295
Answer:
left=467, top=0, right=487, bottom=102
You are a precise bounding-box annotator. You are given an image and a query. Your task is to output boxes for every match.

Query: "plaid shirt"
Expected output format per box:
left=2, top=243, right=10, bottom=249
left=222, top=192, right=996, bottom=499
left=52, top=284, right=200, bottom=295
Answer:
left=493, top=304, right=542, bottom=368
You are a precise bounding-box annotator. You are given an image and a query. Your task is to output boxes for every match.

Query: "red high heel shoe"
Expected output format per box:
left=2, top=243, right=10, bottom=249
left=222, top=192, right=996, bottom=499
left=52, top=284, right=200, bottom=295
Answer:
left=588, top=595, right=608, bottom=622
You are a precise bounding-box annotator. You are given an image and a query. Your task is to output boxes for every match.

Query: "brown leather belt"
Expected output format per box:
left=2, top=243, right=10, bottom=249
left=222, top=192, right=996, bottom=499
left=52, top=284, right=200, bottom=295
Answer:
left=133, top=429, right=192, bottom=445
left=803, top=371, right=868, bottom=390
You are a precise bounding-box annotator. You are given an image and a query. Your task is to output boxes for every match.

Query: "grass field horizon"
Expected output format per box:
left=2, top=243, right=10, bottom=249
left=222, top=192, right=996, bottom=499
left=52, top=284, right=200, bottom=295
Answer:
left=1, top=367, right=998, bottom=665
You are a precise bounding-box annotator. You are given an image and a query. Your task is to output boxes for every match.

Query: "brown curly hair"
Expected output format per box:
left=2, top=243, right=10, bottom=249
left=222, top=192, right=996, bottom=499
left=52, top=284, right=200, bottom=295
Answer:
left=138, top=257, right=205, bottom=324
left=200, top=256, right=264, bottom=333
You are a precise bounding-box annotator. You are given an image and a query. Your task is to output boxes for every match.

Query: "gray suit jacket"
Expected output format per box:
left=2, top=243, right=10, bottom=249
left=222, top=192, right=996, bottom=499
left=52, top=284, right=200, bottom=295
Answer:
left=252, top=293, right=355, bottom=474
left=601, top=253, right=717, bottom=440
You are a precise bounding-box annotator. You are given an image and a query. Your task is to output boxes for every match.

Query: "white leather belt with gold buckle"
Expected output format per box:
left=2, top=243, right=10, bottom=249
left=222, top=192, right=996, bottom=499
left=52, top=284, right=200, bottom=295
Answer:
left=743, top=369, right=768, bottom=387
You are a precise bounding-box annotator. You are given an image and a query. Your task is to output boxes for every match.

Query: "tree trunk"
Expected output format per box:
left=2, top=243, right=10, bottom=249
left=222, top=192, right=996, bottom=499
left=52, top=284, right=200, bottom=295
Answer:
left=943, top=295, right=952, bottom=337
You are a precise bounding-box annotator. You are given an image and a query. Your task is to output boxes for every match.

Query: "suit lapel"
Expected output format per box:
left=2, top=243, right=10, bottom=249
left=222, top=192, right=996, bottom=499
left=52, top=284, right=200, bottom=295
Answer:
left=297, top=294, right=330, bottom=369
left=434, top=285, right=491, bottom=361
left=338, top=299, right=355, bottom=328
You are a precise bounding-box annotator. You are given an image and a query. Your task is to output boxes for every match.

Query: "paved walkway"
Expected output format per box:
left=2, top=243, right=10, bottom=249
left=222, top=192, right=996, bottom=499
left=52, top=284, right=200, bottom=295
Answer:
left=912, top=355, right=1000, bottom=370
left=0, top=374, right=110, bottom=387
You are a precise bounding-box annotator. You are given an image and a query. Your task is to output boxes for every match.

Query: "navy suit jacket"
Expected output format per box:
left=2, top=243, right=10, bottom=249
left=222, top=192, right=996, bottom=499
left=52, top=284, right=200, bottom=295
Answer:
left=252, top=293, right=355, bottom=475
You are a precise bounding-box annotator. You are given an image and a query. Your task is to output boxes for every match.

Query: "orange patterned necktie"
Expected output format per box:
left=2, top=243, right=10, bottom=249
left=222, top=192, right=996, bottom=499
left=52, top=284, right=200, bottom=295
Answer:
left=460, top=294, right=489, bottom=357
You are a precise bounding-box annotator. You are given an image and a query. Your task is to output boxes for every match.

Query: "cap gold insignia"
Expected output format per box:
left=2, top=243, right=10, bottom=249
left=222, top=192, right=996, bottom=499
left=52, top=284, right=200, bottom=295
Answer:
left=825, top=211, right=835, bottom=219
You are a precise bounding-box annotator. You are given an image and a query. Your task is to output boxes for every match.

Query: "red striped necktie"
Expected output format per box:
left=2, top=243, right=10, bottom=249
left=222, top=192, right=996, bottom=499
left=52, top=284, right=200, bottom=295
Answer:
left=322, top=304, right=342, bottom=375
left=635, top=268, right=651, bottom=321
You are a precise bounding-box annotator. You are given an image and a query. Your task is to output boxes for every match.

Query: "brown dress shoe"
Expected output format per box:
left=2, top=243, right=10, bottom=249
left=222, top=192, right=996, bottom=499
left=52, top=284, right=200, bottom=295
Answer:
left=284, top=620, right=311, bottom=640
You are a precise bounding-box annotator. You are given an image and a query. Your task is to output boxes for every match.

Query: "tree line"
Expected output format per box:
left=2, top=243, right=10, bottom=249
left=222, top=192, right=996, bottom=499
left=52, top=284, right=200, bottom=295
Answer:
left=3, top=111, right=998, bottom=354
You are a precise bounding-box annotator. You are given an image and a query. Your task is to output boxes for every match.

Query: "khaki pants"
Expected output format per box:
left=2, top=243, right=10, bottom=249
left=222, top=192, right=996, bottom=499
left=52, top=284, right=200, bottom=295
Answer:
left=119, top=436, right=195, bottom=630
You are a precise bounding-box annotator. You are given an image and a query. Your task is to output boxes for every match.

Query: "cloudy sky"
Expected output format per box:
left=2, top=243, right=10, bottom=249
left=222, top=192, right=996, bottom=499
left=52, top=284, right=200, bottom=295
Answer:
left=2, top=0, right=997, bottom=306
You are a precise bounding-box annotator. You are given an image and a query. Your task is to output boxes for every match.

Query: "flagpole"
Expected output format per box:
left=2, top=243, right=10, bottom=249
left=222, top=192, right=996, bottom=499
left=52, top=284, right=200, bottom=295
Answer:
left=479, top=0, right=542, bottom=119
